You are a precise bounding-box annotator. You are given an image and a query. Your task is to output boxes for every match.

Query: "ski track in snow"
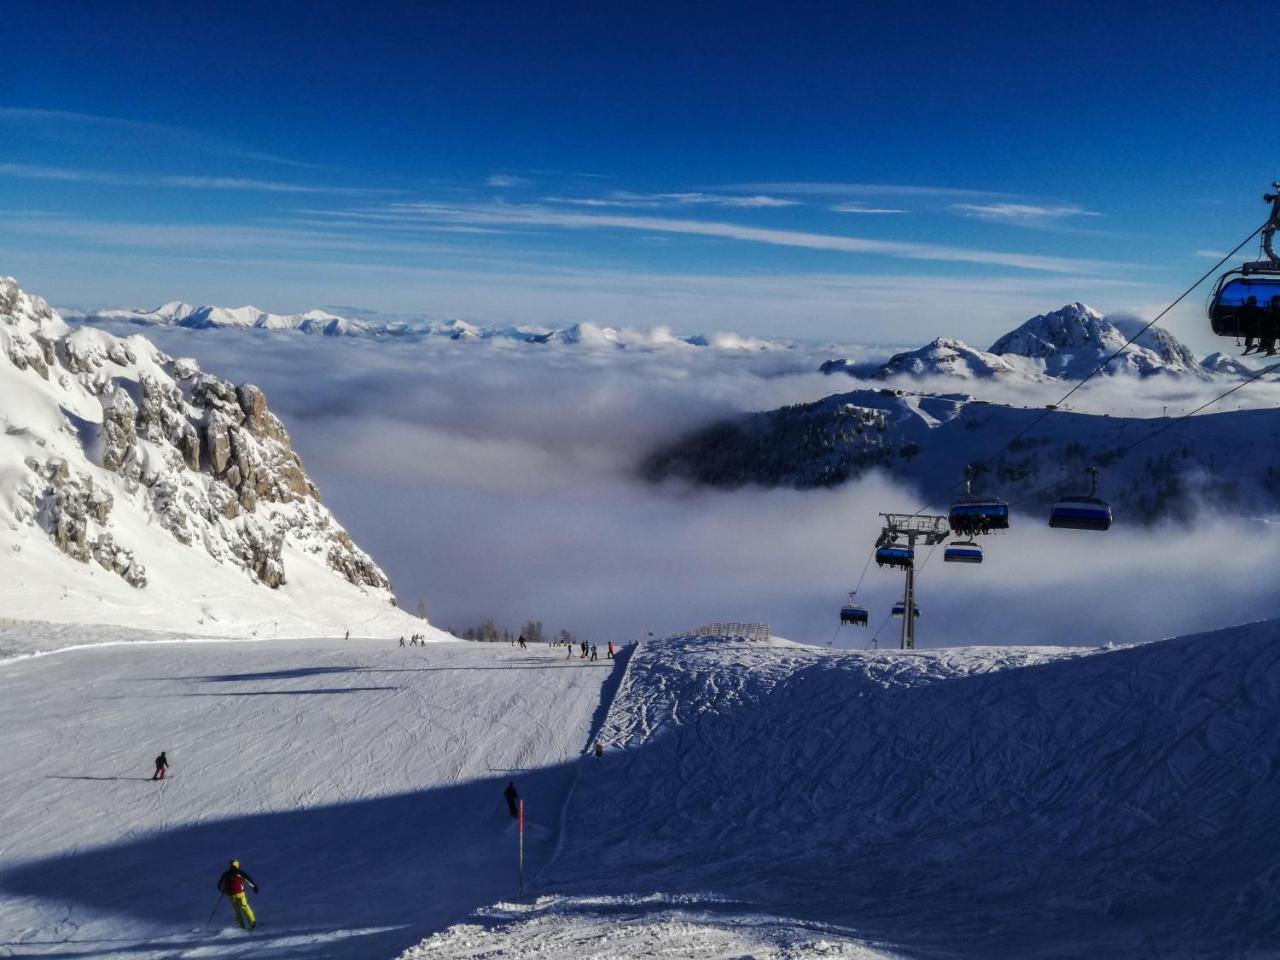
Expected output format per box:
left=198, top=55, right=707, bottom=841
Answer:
left=0, top=637, right=620, bottom=959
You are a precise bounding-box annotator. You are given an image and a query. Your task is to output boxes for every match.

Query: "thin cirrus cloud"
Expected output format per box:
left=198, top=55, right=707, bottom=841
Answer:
left=371, top=201, right=1106, bottom=274
left=544, top=191, right=800, bottom=209
left=0, top=105, right=317, bottom=168
left=830, top=202, right=909, bottom=215
left=949, top=202, right=1101, bottom=224
left=486, top=174, right=531, bottom=187
left=0, top=162, right=387, bottom=196
left=722, top=181, right=1018, bottom=199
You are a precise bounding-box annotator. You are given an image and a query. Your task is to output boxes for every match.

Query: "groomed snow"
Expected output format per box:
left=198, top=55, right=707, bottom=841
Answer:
left=6, top=623, right=1278, bottom=959
left=411, top=626, right=1280, bottom=959
left=0, top=637, right=621, bottom=959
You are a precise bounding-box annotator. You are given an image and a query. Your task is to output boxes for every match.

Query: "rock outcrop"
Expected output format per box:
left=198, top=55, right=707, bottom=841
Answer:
left=0, top=276, right=395, bottom=596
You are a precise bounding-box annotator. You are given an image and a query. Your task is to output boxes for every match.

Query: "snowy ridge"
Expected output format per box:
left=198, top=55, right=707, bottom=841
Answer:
left=0, top=277, right=437, bottom=639
left=824, top=302, right=1230, bottom=382
left=866, top=336, right=1048, bottom=381
left=642, top=385, right=1280, bottom=520
left=68, top=302, right=789, bottom=351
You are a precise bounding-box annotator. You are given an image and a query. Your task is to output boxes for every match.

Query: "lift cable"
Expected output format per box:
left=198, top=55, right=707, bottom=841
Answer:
left=1010, top=353, right=1280, bottom=508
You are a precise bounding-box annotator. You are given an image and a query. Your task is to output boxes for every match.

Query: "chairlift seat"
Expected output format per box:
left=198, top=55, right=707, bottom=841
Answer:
left=947, top=499, right=1010, bottom=533
left=891, top=602, right=921, bottom=618
left=1049, top=496, right=1113, bottom=531
left=875, top=545, right=915, bottom=569
left=943, top=541, right=983, bottom=563
left=840, top=605, right=869, bottom=626
left=1208, top=275, right=1280, bottom=337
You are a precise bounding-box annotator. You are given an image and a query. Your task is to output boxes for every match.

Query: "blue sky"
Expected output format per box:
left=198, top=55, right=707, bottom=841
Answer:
left=1, top=0, right=1274, bottom=346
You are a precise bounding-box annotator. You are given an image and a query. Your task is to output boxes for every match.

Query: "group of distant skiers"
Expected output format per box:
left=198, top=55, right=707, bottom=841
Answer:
left=564, top=639, right=613, bottom=661
left=400, top=634, right=429, bottom=646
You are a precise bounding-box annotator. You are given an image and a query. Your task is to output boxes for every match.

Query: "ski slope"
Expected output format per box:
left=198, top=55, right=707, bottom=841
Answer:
left=6, top=624, right=1280, bottom=959
left=409, top=625, right=1280, bottom=959
left=0, top=636, right=621, bottom=959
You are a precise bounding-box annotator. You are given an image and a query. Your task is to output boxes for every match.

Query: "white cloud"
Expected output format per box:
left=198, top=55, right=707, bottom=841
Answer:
left=0, top=105, right=314, bottom=167
left=0, top=163, right=382, bottom=195
left=950, top=203, right=1101, bottom=224
left=81, top=321, right=1280, bottom=646
left=486, top=174, right=530, bottom=187
left=724, top=181, right=1016, bottom=199
left=546, top=191, right=799, bottom=209
left=830, top=203, right=909, bottom=215
left=376, top=200, right=1108, bottom=273
left=1193, top=249, right=1228, bottom=259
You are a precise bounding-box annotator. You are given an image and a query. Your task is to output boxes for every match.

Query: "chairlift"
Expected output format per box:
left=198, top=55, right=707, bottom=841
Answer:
left=840, top=592, right=869, bottom=627
left=1049, top=466, right=1113, bottom=531
left=1208, top=185, right=1280, bottom=348
left=943, top=540, right=983, bottom=564
left=875, top=543, right=914, bottom=570
left=948, top=466, right=1009, bottom=535
left=891, top=601, right=921, bottom=619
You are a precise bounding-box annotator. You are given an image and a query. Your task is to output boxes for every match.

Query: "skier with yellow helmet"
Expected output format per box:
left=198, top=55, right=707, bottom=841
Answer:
left=216, top=859, right=260, bottom=930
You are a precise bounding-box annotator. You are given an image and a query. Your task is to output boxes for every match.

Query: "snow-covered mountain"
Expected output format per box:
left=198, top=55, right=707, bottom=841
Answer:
left=859, top=336, right=1048, bottom=381
left=642, top=385, right=1280, bottom=521
left=0, top=277, right=440, bottom=638
left=824, top=303, right=1229, bottom=382
left=67, top=302, right=788, bottom=351
left=990, top=302, right=1204, bottom=378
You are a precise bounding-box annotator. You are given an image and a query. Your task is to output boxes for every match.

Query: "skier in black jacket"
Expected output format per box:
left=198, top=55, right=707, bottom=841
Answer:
left=503, top=781, right=519, bottom=818
left=151, top=752, right=169, bottom=781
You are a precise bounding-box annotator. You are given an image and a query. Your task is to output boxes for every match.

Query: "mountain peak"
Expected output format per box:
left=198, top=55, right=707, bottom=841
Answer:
left=989, top=303, right=1203, bottom=378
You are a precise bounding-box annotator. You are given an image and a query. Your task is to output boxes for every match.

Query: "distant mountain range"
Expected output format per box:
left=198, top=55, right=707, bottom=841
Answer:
left=65, top=301, right=788, bottom=351
left=821, top=303, right=1252, bottom=381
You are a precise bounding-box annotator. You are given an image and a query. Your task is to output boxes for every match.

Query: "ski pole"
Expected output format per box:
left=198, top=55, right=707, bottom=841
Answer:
left=206, top=893, right=224, bottom=927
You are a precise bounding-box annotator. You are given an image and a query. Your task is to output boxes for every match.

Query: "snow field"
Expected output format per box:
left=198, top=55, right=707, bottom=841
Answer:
left=0, top=637, right=621, bottom=959
left=468, top=627, right=1280, bottom=959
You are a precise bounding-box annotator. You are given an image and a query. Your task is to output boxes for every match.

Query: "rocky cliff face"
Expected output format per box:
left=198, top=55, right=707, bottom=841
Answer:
left=0, top=276, right=393, bottom=596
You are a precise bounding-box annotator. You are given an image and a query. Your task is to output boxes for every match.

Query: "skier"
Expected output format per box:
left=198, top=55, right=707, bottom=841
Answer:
left=399, top=637, right=405, bottom=648
left=216, top=859, right=260, bottom=931
left=579, top=641, right=589, bottom=659
left=607, top=641, right=614, bottom=660
left=344, top=630, right=350, bottom=641
left=151, top=751, right=169, bottom=781
left=566, top=641, right=573, bottom=659
left=503, top=781, right=520, bottom=818
left=589, top=643, right=598, bottom=662
left=517, top=634, right=527, bottom=650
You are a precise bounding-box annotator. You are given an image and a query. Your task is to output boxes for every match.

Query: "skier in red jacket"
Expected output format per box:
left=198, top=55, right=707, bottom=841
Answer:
left=217, top=859, right=260, bottom=930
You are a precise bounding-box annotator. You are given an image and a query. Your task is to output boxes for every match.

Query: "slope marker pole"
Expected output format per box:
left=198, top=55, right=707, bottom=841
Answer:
left=518, top=799, right=525, bottom=893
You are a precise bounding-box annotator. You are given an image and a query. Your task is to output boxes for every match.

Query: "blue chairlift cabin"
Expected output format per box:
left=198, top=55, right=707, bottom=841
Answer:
left=1049, top=466, right=1113, bottom=531
left=948, top=467, right=1009, bottom=535
left=891, top=601, right=921, bottom=619
left=875, top=543, right=914, bottom=570
left=943, top=540, right=983, bottom=564
left=840, top=593, right=869, bottom=627
left=1208, top=186, right=1280, bottom=347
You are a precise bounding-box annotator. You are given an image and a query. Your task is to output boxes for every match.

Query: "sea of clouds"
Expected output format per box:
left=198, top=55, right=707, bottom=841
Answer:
left=90, top=321, right=1280, bottom=648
